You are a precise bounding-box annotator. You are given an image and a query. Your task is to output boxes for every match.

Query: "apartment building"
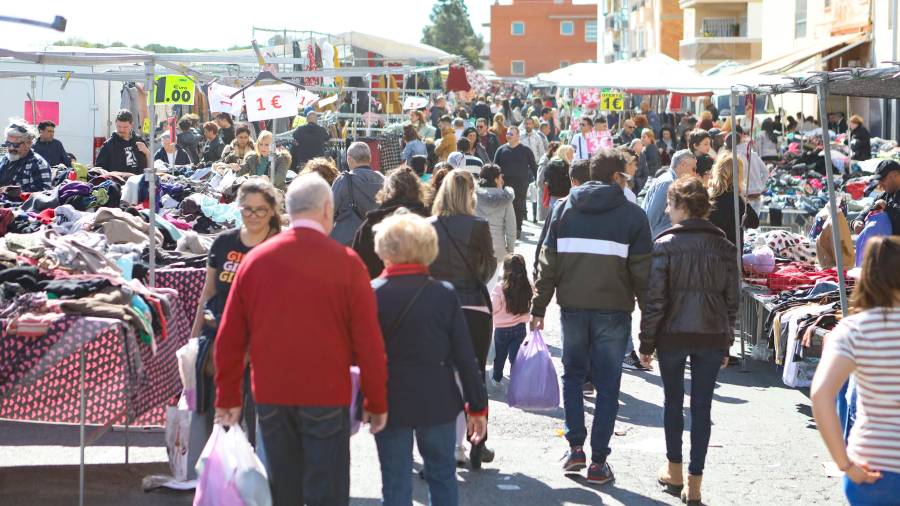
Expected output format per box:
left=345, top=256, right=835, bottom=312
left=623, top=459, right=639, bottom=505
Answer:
left=598, top=0, right=683, bottom=63
left=489, top=0, right=598, bottom=77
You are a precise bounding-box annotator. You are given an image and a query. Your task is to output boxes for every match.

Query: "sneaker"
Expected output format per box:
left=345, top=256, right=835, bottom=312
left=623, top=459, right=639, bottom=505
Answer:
left=582, top=381, right=594, bottom=393
left=587, top=462, right=615, bottom=485
left=562, top=447, right=587, bottom=472
left=455, top=446, right=468, bottom=467
left=623, top=351, right=651, bottom=372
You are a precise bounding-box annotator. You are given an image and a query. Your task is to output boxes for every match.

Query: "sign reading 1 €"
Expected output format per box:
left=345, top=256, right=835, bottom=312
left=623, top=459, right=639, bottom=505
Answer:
left=153, top=75, right=195, bottom=105
left=600, top=92, right=624, bottom=112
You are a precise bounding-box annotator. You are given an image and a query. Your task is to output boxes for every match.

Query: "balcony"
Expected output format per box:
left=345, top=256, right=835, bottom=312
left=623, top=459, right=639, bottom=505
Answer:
left=679, top=37, right=762, bottom=69
left=681, top=0, right=761, bottom=7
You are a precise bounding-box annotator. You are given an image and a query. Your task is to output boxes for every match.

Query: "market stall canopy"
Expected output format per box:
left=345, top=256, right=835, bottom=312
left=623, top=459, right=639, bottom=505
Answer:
left=331, top=31, right=458, bottom=64
left=725, top=33, right=870, bottom=77
left=537, top=54, right=721, bottom=93
left=733, top=64, right=900, bottom=99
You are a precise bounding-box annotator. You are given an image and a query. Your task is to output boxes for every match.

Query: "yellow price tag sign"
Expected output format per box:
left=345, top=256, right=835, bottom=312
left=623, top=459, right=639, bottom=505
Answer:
left=153, top=75, right=195, bottom=105
left=600, top=92, right=624, bottom=112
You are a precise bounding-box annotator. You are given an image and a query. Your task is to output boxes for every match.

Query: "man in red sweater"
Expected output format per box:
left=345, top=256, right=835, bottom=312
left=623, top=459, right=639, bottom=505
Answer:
left=214, top=173, right=388, bottom=505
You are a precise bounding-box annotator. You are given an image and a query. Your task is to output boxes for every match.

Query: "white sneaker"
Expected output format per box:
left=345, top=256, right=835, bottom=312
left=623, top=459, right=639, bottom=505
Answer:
left=455, top=446, right=469, bottom=467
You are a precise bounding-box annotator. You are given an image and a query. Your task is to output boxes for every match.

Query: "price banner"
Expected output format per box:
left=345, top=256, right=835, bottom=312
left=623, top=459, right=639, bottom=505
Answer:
left=244, top=85, right=320, bottom=122
left=600, top=92, right=624, bottom=111
left=585, top=130, right=613, bottom=154
left=154, top=75, right=195, bottom=105
left=208, top=83, right=244, bottom=116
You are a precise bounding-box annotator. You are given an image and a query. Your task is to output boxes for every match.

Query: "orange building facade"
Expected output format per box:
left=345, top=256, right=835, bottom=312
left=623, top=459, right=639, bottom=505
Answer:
left=489, top=0, right=598, bottom=77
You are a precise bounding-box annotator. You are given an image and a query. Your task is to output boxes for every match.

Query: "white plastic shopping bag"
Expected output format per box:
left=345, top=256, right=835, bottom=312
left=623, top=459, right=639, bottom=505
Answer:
left=194, top=425, right=271, bottom=506
left=176, top=338, right=199, bottom=410
left=165, top=396, right=192, bottom=482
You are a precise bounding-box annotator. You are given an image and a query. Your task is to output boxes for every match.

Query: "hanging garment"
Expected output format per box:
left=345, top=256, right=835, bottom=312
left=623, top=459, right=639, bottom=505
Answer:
left=445, top=65, right=471, bottom=92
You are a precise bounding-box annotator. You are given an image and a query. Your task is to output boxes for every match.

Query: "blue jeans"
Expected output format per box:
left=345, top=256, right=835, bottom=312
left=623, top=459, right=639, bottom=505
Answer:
left=257, top=405, right=350, bottom=506
left=838, top=377, right=858, bottom=442
left=845, top=470, right=900, bottom=505
left=560, top=308, right=631, bottom=463
left=375, top=420, right=458, bottom=506
left=657, top=348, right=726, bottom=476
left=492, top=323, right=527, bottom=381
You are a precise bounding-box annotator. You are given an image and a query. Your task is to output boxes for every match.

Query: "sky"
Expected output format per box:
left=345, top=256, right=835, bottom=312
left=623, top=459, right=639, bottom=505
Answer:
left=7, top=0, right=497, bottom=51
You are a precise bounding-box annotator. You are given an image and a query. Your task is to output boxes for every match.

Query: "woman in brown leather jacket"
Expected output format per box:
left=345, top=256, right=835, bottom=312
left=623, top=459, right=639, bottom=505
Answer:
left=638, top=177, right=738, bottom=505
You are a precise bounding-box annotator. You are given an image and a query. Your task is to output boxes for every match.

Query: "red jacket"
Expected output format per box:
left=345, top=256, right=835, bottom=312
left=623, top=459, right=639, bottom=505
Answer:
left=214, top=225, right=388, bottom=414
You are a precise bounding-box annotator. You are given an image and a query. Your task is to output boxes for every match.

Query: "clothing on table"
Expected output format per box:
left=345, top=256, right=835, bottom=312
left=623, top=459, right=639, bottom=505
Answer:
left=0, top=151, right=52, bottom=192
left=153, top=147, right=192, bottom=166
left=32, top=139, right=71, bottom=167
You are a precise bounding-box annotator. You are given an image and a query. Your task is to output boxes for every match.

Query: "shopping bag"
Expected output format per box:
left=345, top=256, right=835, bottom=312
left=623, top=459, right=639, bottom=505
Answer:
left=507, top=330, right=560, bottom=410
left=165, top=396, right=192, bottom=482
left=194, top=425, right=271, bottom=506
left=176, top=338, right=199, bottom=410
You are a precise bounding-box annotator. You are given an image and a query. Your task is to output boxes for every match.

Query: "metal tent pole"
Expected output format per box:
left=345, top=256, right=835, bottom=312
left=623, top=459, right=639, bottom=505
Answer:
left=144, top=61, right=158, bottom=288
left=729, top=90, right=747, bottom=371
left=78, top=344, right=86, bottom=506
left=816, top=82, right=850, bottom=317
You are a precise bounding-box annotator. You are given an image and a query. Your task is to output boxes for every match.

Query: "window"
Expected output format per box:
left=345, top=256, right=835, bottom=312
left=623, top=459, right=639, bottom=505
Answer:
left=511, top=21, right=525, bottom=36
left=560, top=60, right=570, bottom=68
left=701, top=17, right=738, bottom=37
left=795, top=0, right=807, bottom=38
left=511, top=60, right=526, bottom=75
left=560, top=21, right=575, bottom=36
left=585, top=20, right=598, bottom=42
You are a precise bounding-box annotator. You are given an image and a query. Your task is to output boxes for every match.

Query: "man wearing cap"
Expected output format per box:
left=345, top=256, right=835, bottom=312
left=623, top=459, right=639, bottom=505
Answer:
left=0, top=121, right=52, bottom=192
left=291, top=111, right=331, bottom=171
left=852, top=160, right=900, bottom=235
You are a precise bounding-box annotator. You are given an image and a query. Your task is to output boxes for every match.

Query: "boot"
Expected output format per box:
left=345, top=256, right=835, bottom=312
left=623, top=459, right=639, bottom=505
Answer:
left=657, top=462, right=683, bottom=495
left=681, top=474, right=702, bottom=505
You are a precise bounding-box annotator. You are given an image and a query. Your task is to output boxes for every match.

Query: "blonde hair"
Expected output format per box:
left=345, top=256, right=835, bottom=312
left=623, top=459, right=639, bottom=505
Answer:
left=708, top=153, right=744, bottom=199
left=432, top=170, right=475, bottom=217
left=373, top=211, right=438, bottom=265
left=849, top=114, right=865, bottom=127
left=255, top=130, right=273, bottom=156
left=700, top=110, right=713, bottom=121
left=556, top=144, right=575, bottom=162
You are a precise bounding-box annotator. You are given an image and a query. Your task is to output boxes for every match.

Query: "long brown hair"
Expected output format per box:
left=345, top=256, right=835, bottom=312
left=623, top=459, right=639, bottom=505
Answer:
left=502, top=254, right=532, bottom=315
left=851, top=236, right=900, bottom=312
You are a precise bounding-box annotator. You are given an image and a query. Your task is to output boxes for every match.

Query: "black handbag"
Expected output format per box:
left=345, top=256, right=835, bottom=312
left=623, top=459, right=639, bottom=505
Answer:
left=437, top=217, right=493, bottom=313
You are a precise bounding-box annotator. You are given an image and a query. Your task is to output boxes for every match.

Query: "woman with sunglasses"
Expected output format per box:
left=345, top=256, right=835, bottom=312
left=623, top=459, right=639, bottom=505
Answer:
left=190, top=179, right=283, bottom=454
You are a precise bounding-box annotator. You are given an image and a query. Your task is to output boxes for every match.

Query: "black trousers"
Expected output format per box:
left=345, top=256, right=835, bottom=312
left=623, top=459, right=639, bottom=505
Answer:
left=462, top=309, right=492, bottom=446
left=510, top=183, right=528, bottom=235
left=257, top=405, right=351, bottom=506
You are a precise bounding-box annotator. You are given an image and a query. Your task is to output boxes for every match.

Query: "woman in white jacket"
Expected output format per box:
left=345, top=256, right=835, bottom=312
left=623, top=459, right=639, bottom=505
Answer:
left=475, top=163, right=517, bottom=287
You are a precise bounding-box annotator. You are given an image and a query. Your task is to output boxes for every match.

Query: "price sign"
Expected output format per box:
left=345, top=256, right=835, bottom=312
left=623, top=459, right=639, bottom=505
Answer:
left=585, top=130, right=613, bottom=154
left=600, top=92, right=624, bottom=112
left=153, top=75, right=195, bottom=105
left=209, top=83, right=244, bottom=116
left=244, top=85, right=313, bottom=122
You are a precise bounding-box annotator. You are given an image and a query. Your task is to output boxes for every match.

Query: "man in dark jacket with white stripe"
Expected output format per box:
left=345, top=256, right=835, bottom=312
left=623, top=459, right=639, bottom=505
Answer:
left=531, top=148, right=652, bottom=485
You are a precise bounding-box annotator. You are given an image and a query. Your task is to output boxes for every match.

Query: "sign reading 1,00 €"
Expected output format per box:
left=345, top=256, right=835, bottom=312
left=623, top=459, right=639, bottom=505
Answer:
left=154, top=75, right=195, bottom=105
left=600, top=92, right=624, bottom=111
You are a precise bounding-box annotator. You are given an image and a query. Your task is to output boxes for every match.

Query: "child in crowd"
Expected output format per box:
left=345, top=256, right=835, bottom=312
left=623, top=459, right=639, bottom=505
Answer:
left=490, top=254, right=533, bottom=384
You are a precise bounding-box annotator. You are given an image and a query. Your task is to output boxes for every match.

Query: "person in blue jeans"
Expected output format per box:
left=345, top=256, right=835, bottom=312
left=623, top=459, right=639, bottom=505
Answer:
left=490, top=254, right=533, bottom=384
left=638, top=177, right=738, bottom=505
left=812, top=236, right=900, bottom=506
left=531, top=149, right=652, bottom=485
left=371, top=212, right=488, bottom=505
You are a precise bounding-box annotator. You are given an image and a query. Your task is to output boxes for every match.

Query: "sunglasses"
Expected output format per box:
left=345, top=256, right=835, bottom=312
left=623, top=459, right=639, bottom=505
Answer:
left=2, top=141, right=24, bottom=149
left=240, top=206, right=272, bottom=218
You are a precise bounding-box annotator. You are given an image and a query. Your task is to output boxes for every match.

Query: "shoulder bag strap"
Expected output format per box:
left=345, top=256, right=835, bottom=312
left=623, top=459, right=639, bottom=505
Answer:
left=387, top=279, right=430, bottom=337
left=342, top=171, right=366, bottom=221
left=436, top=217, right=493, bottom=312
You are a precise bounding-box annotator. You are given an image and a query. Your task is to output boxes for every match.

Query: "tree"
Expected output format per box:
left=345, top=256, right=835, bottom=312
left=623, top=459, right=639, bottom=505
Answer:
left=421, top=0, right=484, bottom=69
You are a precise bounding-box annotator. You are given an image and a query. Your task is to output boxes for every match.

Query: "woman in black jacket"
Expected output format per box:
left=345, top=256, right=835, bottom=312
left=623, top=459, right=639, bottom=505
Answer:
left=848, top=114, right=872, bottom=162
left=352, top=167, right=430, bottom=278
left=428, top=170, right=497, bottom=467
left=372, top=212, right=488, bottom=506
left=707, top=153, right=759, bottom=246
left=638, top=177, right=738, bottom=506
left=153, top=131, right=192, bottom=166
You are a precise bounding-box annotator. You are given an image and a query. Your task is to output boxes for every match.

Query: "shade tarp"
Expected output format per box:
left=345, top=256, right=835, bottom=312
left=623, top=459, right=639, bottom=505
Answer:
left=726, top=33, right=867, bottom=77
left=333, top=31, right=457, bottom=64
left=537, top=54, right=720, bottom=92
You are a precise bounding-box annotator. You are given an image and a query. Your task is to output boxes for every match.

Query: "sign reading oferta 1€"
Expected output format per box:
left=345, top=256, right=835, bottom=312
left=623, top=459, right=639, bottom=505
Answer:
left=153, top=75, right=195, bottom=105
left=600, top=92, right=624, bottom=111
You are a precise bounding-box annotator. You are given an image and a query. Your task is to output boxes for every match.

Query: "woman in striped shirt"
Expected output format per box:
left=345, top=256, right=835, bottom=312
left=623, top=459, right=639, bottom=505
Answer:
left=812, top=236, right=900, bottom=505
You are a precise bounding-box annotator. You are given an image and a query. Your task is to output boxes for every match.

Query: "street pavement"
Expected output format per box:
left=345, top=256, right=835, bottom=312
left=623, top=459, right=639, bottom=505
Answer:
left=0, top=219, right=844, bottom=505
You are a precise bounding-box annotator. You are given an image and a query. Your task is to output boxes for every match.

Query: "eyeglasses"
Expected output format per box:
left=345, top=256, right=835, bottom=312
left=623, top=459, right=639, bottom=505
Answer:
left=240, top=206, right=272, bottom=218
left=2, top=141, right=23, bottom=149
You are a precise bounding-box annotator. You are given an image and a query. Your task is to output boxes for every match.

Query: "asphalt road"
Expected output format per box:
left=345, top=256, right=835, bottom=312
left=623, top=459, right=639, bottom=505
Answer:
left=0, top=219, right=844, bottom=505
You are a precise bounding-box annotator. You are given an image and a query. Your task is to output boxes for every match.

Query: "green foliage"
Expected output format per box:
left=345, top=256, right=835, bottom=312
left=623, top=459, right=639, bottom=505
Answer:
left=50, top=38, right=210, bottom=54
left=421, top=0, right=484, bottom=68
